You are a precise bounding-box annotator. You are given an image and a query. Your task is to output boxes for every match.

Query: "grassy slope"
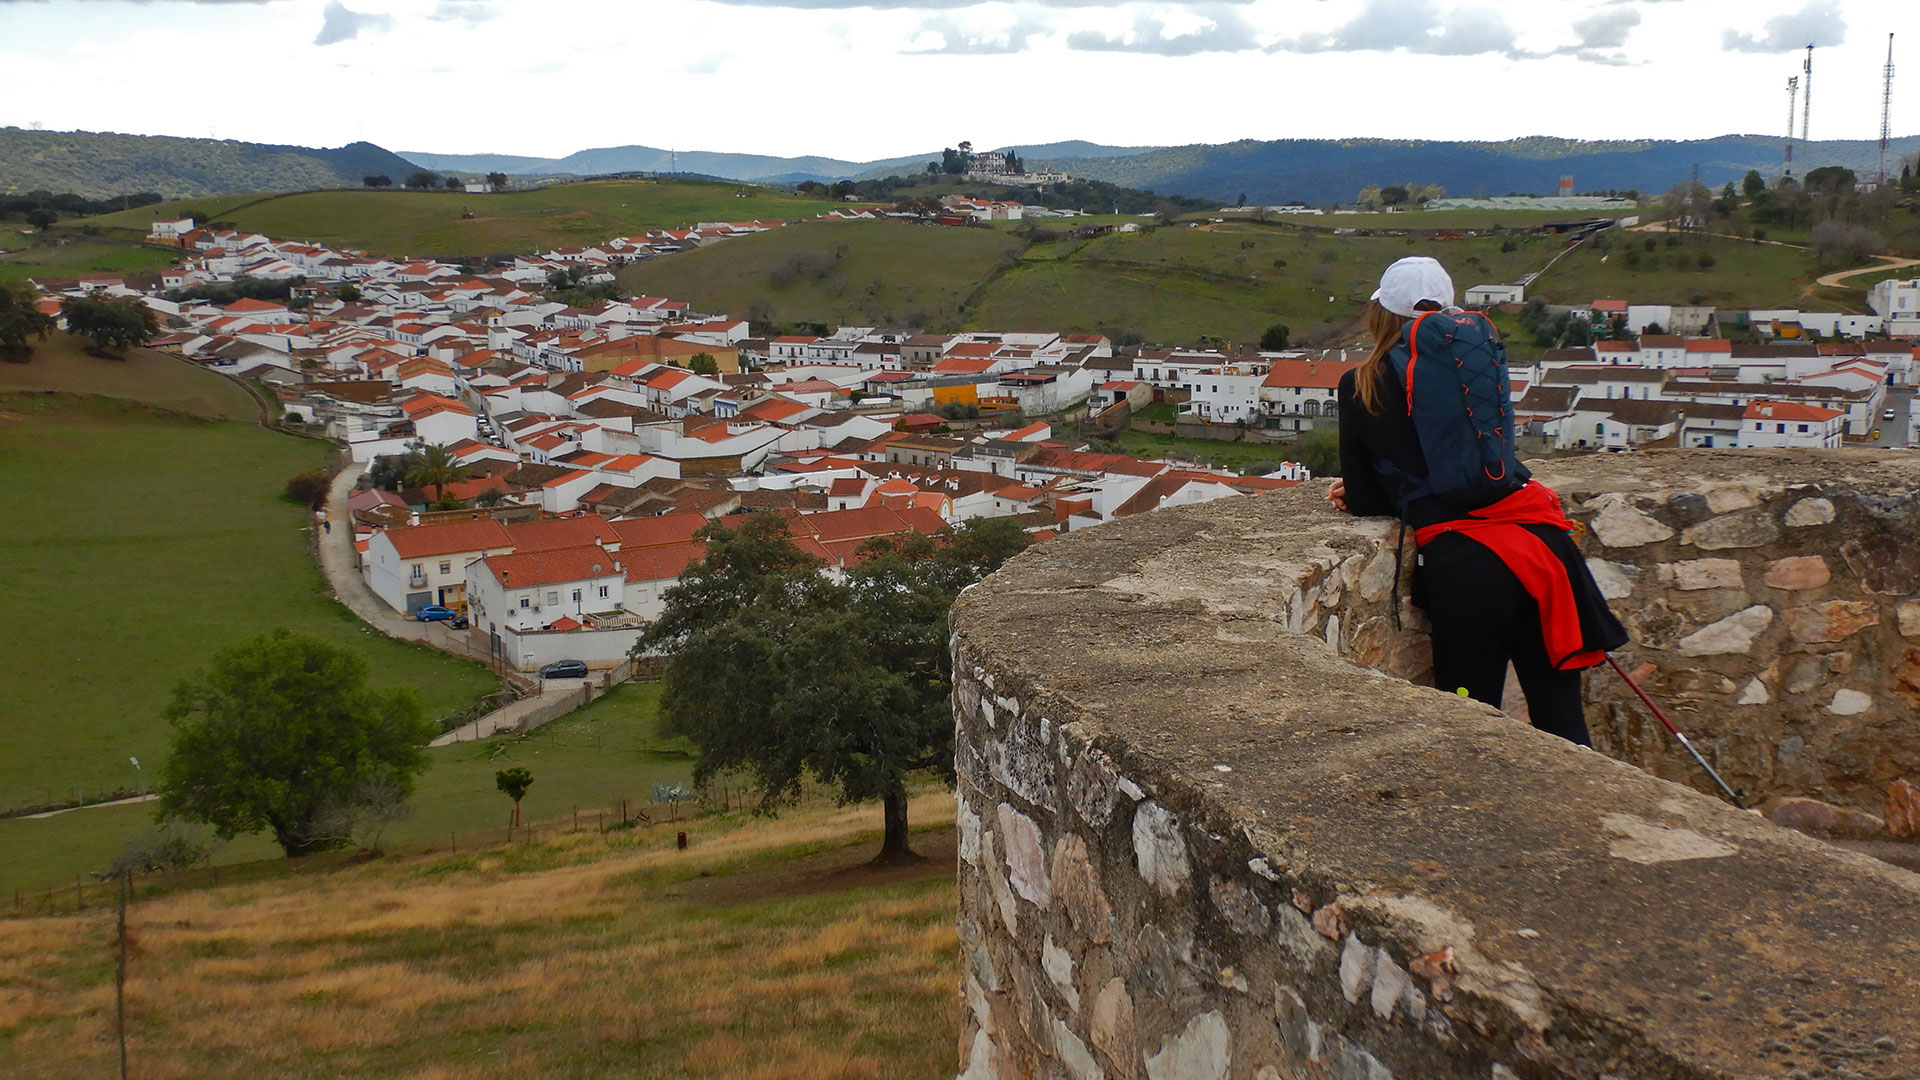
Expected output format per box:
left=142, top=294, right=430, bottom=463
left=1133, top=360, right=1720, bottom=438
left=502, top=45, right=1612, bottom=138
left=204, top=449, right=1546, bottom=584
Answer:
left=0, top=682, right=696, bottom=896
left=0, top=238, right=179, bottom=285
left=0, top=386, right=496, bottom=811
left=1537, top=232, right=1826, bottom=309
left=70, top=180, right=865, bottom=258
left=619, top=219, right=1025, bottom=329
left=0, top=331, right=256, bottom=419
left=2, top=788, right=959, bottom=1080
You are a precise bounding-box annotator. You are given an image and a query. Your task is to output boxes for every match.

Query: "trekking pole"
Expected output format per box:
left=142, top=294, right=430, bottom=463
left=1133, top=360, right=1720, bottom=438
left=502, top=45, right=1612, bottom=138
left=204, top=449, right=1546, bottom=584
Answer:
left=1604, top=655, right=1744, bottom=809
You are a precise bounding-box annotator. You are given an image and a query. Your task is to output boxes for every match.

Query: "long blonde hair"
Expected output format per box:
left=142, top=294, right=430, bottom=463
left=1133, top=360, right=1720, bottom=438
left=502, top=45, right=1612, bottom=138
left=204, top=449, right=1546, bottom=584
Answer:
left=1353, top=299, right=1410, bottom=415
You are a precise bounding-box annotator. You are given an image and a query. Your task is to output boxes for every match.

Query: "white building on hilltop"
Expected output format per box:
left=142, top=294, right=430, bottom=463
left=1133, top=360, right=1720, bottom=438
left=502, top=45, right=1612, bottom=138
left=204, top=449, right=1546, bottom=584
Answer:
left=1867, top=277, right=1920, bottom=338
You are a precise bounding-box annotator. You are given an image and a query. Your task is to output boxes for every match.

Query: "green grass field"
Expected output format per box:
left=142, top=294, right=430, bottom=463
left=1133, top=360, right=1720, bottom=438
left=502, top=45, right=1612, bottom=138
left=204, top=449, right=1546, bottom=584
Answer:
left=1537, top=232, right=1826, bottom=309
left=0, top=682, right=695, bottom=896
left=620, top=218, right=1025, bottom=329
left=0, top=237, right=178, bottom=285
left=0, top=331, right=258, bottom=418
left=3, top=787, right=959, bottom=1079
left=0, top=387, right=496, bottom=813
left=68, top=180, right=869, bottom=258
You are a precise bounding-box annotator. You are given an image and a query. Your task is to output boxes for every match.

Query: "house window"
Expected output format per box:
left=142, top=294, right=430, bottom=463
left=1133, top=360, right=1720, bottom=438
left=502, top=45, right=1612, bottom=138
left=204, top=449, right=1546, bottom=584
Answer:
left=1797, top=424, right=1809, bottom=433
left=547, top=591, right=559, bottom=606
left=598, top=585, right=609, bottom=599
left=519, top=596, right=531, bottom=609
left=572, top=589, right=582, bottom=602
left=439, top=561, right=451, bottom=575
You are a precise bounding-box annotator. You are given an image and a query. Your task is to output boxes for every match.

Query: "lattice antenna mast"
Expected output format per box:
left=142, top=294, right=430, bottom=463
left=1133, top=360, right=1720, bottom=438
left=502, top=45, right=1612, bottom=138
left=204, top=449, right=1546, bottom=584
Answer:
left=1801, top=44, right=1814, bottom=148
left=1881, top=34, right=1896, bottom=185
left=1785, top=75, right=1799, bottom=178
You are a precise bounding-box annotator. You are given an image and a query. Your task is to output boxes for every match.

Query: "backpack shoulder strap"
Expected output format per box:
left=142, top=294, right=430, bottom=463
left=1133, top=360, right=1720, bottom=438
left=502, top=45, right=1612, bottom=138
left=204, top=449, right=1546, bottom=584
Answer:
left=1401, top=310, right=1438, bottom=415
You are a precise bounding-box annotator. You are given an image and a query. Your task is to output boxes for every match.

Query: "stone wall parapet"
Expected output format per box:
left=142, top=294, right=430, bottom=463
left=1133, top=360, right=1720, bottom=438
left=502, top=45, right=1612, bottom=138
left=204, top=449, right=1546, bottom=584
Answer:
left=951, top=448, right=1920, bottom=1080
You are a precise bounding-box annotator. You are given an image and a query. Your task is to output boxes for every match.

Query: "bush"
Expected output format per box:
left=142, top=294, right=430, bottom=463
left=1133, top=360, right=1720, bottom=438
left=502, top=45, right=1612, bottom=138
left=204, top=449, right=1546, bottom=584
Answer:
left=1696, top=252, right=1717, bottom=270
left=286, top=470, right=329, bottom=510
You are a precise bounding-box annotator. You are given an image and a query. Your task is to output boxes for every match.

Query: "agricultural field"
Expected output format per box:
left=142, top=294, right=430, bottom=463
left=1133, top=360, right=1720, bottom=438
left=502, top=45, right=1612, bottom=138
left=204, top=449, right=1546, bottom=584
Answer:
left=0, top=376, right=496, bottom=813
left=0, top=331, right=257, bottom=419
left=0, top=682, right=697, bottom=897
left=620, top=218, right=1025, bottom=330
left=0, top=786, right=960, bottom=1080
left=66, top=180, right=868, bottom=258
left=1534, top=231, right=1829, bottom=311
left=0, top=237, right=178, bottom=285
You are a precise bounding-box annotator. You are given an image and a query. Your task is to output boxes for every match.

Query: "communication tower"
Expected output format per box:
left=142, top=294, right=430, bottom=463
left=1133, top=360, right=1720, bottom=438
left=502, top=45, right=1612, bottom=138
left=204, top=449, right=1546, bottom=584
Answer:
left=1784, top=75, right=1799, bottom=178
left=1880, top=35, right=1896, bottom=185
left=1801, top=44, right=1813, bottom=149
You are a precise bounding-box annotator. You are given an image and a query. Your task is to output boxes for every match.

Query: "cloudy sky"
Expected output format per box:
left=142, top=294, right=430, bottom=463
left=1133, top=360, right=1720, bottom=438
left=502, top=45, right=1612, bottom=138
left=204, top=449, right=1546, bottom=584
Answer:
left=0, top=0, right=1907, bottom=161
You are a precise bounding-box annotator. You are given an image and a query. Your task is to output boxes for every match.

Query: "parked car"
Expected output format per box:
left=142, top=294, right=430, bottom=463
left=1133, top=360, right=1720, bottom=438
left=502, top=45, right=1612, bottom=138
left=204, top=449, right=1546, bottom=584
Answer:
left=1884, top=408, right=1897, bottom=421
left=537, top=659, right=589, bottom=680
left=414, top=605, right=458, bottom=622
left=450, top=614, right=469, bottom=630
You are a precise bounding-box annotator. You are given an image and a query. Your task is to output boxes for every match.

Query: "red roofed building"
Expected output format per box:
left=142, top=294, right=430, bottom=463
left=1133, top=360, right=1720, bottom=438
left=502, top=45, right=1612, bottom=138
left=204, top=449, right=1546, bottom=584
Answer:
left=363, top=519, right=514, bottom=613
left=1741, top=399, right=1845, bottom=449
left=467, top=545, right=627, bottom=634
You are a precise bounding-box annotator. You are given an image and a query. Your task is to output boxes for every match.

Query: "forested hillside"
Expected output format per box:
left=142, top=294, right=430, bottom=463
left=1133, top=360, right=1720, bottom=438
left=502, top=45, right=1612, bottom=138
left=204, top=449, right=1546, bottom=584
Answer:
left=0, top=127, right=422, bottom=199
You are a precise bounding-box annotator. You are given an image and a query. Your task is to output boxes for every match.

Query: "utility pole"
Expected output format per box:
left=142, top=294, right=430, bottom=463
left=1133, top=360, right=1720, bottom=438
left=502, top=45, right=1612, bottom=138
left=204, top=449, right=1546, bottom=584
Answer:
left=1784, top=75, right=1798, bottom=179
left=1801, top=43, right=1814, bottom=151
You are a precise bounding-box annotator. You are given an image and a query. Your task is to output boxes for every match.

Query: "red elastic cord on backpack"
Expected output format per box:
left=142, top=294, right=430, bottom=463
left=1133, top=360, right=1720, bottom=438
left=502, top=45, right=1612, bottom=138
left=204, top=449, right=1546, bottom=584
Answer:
left=1403, top=310, right=1436, bottom=415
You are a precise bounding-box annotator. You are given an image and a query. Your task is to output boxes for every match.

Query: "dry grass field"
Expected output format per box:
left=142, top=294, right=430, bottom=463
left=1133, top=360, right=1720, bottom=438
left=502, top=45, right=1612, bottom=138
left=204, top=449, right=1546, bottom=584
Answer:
left=0, top=789, right=960, bottom=1080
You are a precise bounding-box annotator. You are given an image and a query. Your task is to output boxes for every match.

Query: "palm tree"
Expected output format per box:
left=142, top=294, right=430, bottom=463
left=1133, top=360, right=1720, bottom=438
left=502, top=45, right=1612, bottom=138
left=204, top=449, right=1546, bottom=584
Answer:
left=403, top=443, right=470, bottom=503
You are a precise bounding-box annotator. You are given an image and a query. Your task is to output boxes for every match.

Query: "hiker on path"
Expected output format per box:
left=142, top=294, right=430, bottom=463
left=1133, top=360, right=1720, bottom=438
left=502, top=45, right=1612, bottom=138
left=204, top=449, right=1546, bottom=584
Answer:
left=1326, top=257, right=1626, bottom=745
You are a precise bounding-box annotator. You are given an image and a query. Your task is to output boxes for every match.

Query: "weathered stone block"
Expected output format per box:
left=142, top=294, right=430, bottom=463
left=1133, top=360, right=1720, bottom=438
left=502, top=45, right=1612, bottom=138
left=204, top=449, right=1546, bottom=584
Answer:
left=989, top=719, right=1059, bottom=808
left=1784, top=496, right=1835, bottom=527
left=998, top=803, right=1051, bottom=906
left=1209, top=877, right=1271, bottom=937
left=1144, top=1011, right=1229, bottom=1080
left=1067, top=746, right=1125, bottom=830
left=1769, top=796, right=1886, bottom=838
left=1661, top=558, right=1744, bottom=591
left=1370, top=948, right=1416, bottom=1021
left=1898, top=600, right=1920, bottom=639
left=1043, top=934, right=1080, bottom=1012
left=1785, top=601, right=1879, bottom=644
left=1132, top=801, right=1191, bottom=897
left=1888, top=779, right=1920, bottom=840
left=1704, top=486, right=1762, bottom=513
left=1676, top=605, right=1772, bottom=657
left=1828, top=688, right=1873, bottom=716
left=1585, top=558, right=1637, bottom=600
left=1763, top=555, right=1831, bottom=591
left=1090, top=978, right=1137, bottom=1071
left=1590, top=497, right=1674, bottom=548
left=1053, top=1018, right=1104, bottom=1080
left=1339, top=933, right=1373, bottom=1004
left=1053, top=833, right=1114, bottom=944
left=1736, top=678, right=1770, bottom=706
left=957, top=793, right=982, bottom=867
left=1682, top=510, right=1780, bottom=551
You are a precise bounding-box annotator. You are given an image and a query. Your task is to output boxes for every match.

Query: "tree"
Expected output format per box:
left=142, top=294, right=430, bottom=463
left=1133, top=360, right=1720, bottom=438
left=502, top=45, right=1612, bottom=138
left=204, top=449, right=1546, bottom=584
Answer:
left=403, top=442, right=470, bottom=503
left=25, top=208, right=56, bottom=231
left=1259, top=323, right=1292, bottom=351
left=495, top=767, right=534, bottom=827
left=405, top=170, right=441, bottom=190
left=1379, top=185, right=1410, bottom=207
left=0, top=280, right=56, bottom=357
left=60, top=294, right=158, bottom=354
left=336, top=283, right=362, bottom=302
left=1235, top=192, right=1247, bottom=208
left=485, top=172, right=508, bottom=189
left=431, top=491, right=464, bottom=511
left=637, top=514, right=1028, bottom=862
left=1355, top=184, right=1382, bottom=210
left=156, top=628, right=433, bottom=857
left=363, top=175, right=392, bottom=188
left=1742, top=169, right=1765, bottom=198
left=442, top=176, right=463, bottom=190
left=686, top=352, right=720, bottom=376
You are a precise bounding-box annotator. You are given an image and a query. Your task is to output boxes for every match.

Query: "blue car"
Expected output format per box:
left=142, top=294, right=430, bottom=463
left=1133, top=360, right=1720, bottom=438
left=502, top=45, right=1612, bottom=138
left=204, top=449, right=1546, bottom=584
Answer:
left=414, top=605, right=459, bottom=622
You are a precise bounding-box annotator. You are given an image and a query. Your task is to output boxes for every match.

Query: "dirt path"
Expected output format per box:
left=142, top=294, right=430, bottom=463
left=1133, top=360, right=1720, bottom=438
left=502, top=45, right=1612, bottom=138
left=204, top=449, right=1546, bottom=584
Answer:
left=1812, top=254, right=1920, bottom=289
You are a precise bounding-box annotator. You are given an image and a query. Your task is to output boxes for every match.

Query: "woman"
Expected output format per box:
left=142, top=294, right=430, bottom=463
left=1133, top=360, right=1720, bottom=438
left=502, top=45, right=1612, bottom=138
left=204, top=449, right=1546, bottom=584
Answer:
left=1326, top=256, right=1625, bottom=745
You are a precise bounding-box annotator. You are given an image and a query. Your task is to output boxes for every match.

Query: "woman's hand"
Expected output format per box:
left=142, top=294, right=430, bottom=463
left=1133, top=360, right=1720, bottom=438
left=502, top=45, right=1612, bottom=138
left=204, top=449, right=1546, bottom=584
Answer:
left=1326, top=477, right=1347, bottom=512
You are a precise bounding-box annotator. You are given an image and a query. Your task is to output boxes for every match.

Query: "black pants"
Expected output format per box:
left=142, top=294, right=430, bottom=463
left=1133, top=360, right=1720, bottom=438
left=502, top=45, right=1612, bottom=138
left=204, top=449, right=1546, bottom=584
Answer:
left=1416, top=532, right=1591, bottom=746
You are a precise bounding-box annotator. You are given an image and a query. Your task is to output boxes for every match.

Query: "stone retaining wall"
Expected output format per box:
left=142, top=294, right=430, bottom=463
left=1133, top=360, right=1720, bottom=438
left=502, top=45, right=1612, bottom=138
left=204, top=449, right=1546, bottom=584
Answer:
left=950, top=449, right=1920, bottom=1080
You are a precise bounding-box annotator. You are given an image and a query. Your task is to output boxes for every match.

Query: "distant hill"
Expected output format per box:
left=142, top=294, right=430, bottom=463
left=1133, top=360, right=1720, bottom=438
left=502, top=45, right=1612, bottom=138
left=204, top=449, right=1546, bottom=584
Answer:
left=410, top=133, right=1919, bottom=205
left=403, top=141, right=1163, bottom=184
left=0, top=127, right=423, bottom=200
left=1037, top=134, right=1920, bottom=206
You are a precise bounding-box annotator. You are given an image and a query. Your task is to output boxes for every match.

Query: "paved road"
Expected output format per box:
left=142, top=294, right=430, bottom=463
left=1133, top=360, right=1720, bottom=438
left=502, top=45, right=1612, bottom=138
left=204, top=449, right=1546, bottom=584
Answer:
left=1873, top=386, right=1914, bottom=449
left=316, top=465, right=587, bottom=745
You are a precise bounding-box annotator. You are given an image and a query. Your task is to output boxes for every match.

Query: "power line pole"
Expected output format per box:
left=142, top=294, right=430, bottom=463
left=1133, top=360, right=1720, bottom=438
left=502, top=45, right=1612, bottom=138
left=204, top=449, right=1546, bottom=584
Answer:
left=1801, top=43, right=1814, bottom=150
left=1784, top=75, right=1799, bottom=179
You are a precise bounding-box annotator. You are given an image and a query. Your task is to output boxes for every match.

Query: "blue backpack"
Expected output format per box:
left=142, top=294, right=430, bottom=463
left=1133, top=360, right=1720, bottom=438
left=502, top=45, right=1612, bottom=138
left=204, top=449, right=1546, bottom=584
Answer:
left=1381, top=309, right=1529, bottom=510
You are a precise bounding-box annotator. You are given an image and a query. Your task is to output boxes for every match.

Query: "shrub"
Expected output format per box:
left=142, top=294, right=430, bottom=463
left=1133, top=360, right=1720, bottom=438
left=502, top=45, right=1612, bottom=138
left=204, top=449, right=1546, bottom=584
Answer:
left=285, top=470, right=329, bottom=510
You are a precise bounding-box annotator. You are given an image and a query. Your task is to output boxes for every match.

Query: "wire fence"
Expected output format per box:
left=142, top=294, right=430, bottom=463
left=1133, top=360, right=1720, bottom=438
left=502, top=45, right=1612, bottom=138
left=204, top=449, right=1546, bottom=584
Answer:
left=3, top=779, right=834, bottom=921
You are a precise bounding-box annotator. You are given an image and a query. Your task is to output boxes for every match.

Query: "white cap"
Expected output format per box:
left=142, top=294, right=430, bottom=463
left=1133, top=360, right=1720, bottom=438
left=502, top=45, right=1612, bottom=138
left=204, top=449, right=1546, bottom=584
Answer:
left=1369, top=257, right=1454, bottom=317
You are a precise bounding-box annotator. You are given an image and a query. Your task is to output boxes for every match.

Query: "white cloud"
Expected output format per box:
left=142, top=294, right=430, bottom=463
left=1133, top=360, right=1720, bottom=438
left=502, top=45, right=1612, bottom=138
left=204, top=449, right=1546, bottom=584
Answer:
left=314, top=1, right=393, bottom=45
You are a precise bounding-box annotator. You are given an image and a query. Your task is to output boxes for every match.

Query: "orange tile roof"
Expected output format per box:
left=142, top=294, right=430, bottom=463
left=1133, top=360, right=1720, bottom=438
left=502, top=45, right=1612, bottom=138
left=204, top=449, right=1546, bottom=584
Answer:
left=622, top=540, right=706, bottom=583
left=609, top=511, right=708, bottom=549
left=479, top=544, right=622, bottom=589
left=380, top=519, right=512, bottom=558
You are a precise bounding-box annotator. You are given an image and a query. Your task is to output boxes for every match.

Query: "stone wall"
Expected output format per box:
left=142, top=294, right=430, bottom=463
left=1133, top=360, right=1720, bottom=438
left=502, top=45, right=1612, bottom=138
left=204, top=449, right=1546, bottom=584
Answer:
left=950, top=449, right=1920, bottom=1080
